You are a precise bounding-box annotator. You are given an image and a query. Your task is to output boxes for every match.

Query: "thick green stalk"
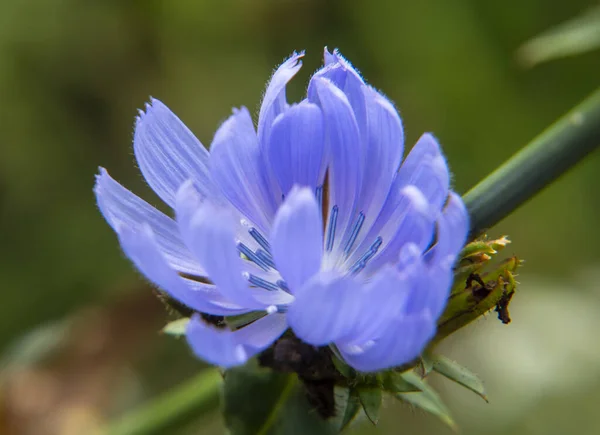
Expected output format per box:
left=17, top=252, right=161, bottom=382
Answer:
left=101, top=369, right=221, bottom=435
left=464, top=87, right=600, bottom=237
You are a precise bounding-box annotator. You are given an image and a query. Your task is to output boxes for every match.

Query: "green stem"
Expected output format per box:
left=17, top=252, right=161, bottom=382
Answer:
left=464, top=87, right=600, bottom=237
left=101, top=369, right=221, bottom=435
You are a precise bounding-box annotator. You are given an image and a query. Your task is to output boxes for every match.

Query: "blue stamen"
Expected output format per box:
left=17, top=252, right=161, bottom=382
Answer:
left=256, top=249, right=276, bottom=268
left=238, top=243, right=270, bottom=271
left=247, top=274, right=281, bottom=292
left=344, top=212, right=365, bottom=255
left=276, top=280, right=290, bottom=293
left=325, top=205, right=339, bottom=251
left=316, top=186, right=323, bottom=214
left=249, top=227, right=270, bottom=252
left=276, top=305, right=289, bottom=313
left=350, top=236, right=383, bottom=274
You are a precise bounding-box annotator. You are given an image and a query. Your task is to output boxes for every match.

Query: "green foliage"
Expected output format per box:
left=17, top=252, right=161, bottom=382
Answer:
left=222, top=360, right=336, bottom=435
left=429, top=354, right=488, bottom=402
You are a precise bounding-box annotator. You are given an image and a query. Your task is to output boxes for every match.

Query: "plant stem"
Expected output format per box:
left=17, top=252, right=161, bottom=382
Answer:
left=464, top=87, right=600, bottom=237
left=101, top=369, right=221, bottom=435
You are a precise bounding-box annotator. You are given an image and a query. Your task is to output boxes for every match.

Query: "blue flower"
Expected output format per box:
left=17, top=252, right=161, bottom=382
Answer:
left=94, top=49, right=468, bottom=372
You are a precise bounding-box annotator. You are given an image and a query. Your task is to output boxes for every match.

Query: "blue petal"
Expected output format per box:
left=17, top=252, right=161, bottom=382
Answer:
left=339, top=266, right=410, bottom=346
left=364, top=185, right=435, bottom=273
left=257, top=51, right=304, bottom=146
left=210, top=107, right=277, bottom=232
left=270, top=187, right=323, bottom=293
left=177, top=199, right=268, bottom=310
left=94, top=168, right=203, bottom=275
left=133, top=99, right=215, bottom=207
left=175, top=183, right=293, bottom=308
left=116, top=224, right=248, bottom=316
left=233, top=312, right=288, bottom=350
left=338, top=312, right=435, bottom=372
left=428, top=191, right=469, bottom=267
left=287, top=272, right=362, bottom=346
left=308, top=78, right=362, bottom=253
left=396, top=133, right=450, bottom=212
left=343, top=86, right=404, bottom=251
left=347, top=185, right=433, bottom=272
left=403, top=262, right=453, bottom=320
left=186, top=314, right=247, bottom=367
left=314, top=49, right=367, bottom=139
left=186, top=312, right=287, bottom=368
left=266, top=101, right=326, bottom=195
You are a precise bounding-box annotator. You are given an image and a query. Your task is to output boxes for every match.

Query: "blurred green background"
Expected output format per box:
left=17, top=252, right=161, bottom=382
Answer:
left=1, top=0, right=600, bottom=434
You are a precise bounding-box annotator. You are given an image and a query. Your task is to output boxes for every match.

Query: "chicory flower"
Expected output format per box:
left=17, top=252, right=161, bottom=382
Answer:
left=94, top=49, right=468, bottom=372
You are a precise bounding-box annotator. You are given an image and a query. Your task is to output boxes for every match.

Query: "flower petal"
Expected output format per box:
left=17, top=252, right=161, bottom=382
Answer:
left=234, top=312, right=288, bottom=350
left=309, top=78, right=362, bottom=253
left=347, top=185, right=433, bottom=273
left=266, top=101, right=326, bottom=195
left=257, top=51, right=304, bottom=146
left=94, top=168, right=203, bottom=275
left=315, top=48, right=366, bottom=137
left=271, top=187, right=323, bottom=293
left=186, top=315, right=248, bottom=367
left=186, top=312, right=287, bottom=368
left=396, top=133, right=450, bottom=212
left=178, top=199, right=267, bottom=309
left=339, top=312, right=435, bottom=372
left=175, top=183, right=293, bottom=308
left=133, top=99, right=215, bottom=207
left=339, top=266, right=410, bottom=346
left=210, top=107, right=277, bottom=232
left=287, top=272, right=362, bottom=346
left=117, top=224, right=248, bottom=315
left=363, top=185, right=435, bottom=273
left=428, top=191, right=469, bottom=266
left=344, top=86, right=404, bottom=251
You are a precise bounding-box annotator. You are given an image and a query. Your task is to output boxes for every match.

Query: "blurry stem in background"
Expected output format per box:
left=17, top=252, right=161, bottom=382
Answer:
left=102, top=368, right=221, bottom=435
left=101, top=89, right=600, bottom=434
left=464, top=87, right=600, bottom=238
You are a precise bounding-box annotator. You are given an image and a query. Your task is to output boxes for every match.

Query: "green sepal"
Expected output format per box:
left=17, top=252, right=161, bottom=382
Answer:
left=331, top=387, right=362, bottom=432
left=161, top=317, right=190, bottom=336
left=357, top=387, right=382, bottom=425
left=435, top=254, right=521, bottom=343
left=395, top=372, right=456, bottom=431
left=430, top=354, right=488, bottom=402
left=381, top=371, right=422, bottom=393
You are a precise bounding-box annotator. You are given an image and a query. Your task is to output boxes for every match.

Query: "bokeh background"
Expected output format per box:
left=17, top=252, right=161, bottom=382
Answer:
left=1, top=0, right=600, bottom=434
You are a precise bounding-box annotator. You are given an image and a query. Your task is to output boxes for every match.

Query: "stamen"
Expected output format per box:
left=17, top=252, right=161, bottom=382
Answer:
left=276, top=280, right=290, bottom=293
left=316, top=186, right=323, bottom=214
left=249, top=227, right=270, bottom=252
left=325, top=205, right=339, bottom=252
left=246, top=273, right=281, bottom=292
left=349, top=236, right=383, bottom=274
left=238, top=243, right=270, bottom=271
left=256, top=249, right=276, bottom=268
left=276, top=305, right=289, bottom=313
left=344, top=212, right=365, bottom=255
left=266, top=304, right=289, bottom=314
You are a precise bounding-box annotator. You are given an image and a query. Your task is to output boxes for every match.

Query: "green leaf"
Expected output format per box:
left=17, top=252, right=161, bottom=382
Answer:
left=161, top=318, right=190, bottom=336
left=357, top=387, right=382, bottom=425
left=431, top=354, right=488, bottom=402
left=222, top=360, right=337, bottom=435
left=420, top=354, right=434, bottom=377
left=517, top=6, right=600, bottom=67
left=330, top=387, right=362, bottom=433
left=381, top=371, right=422, bottom=393
left=395, top=372, right=456, bottom=431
